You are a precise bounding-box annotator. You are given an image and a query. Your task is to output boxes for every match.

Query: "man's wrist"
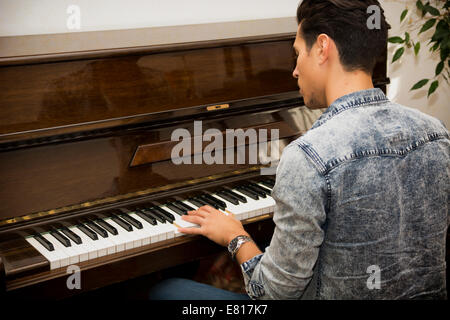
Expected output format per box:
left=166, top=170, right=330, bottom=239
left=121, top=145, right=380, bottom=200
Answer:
left=227, top=231, right=250, bottom=246
left=228, top=234, right=254, bottom=260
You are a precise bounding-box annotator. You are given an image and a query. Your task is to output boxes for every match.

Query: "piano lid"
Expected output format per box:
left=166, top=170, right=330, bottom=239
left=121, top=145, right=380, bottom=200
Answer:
left=0, top=34, right=300, bottom=146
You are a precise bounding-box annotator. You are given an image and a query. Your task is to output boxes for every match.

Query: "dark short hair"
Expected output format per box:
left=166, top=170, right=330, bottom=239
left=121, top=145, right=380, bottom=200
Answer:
left=296, top=0, right=390, bottom=74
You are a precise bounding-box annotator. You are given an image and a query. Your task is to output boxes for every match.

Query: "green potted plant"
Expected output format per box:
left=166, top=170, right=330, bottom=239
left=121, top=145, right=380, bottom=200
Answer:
left=388, top=0, right=449, bottom=97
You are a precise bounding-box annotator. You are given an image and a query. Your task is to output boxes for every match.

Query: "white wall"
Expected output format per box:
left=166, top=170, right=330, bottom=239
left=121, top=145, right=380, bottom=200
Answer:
left=0, top=0, right=299, bottom=36
left=382, top=0, right=449, bottom=128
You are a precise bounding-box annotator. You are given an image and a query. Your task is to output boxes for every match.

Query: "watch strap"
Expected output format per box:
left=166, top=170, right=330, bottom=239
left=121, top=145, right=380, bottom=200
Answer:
left=228, top=235, right=253, bottom=260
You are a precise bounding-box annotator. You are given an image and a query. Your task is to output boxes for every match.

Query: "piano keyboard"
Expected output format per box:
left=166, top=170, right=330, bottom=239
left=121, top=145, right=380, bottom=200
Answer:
left=25, top=179, right=276, bottom=270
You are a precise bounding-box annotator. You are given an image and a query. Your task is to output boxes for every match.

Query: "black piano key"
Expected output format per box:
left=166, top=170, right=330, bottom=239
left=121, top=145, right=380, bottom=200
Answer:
left=34, top=234, right=54, bottom=251
left=174, top=200, right=195, bottom=211
left=217, top=189, right=242, bottom=204
left=95, top=219, right=118, bottom=236
left=152, top=207, right=175, bottom=223
left=236, top=186, right=259, bottom=200
left=77, top=224, right=99, bottom=241
left=166, top=203, right=186, bottom=216
left=60, top=227, right=82, bottom=245
left=197, top=195, right=220, bottom=209
left=260, top=179, right=275, bottom=189
left=250, top=182, right=272, bottom=195
left=110, top=215, right=133, bottom=232
left=187, top=198, right=205, bottom=208
left=222, top=189, right=247, bottom=203
left=50, top=229, right=72, bottom=247
left=86, top=220, right=109, bottom=238
left=215, top=191, right=239, bottom=205
left=139, top=208, right=166, bottom=224
left=244, top=184, right=267, bottom=198
left=119, top=213, right=143, bottom=229
left=202, top=193, right=227, bottom=209
left=135, top=210, right=157, bottom=225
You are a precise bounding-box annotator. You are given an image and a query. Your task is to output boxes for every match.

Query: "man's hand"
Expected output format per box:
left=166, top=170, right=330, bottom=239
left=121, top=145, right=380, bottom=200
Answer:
left=178, top=205, right=249, bottom=247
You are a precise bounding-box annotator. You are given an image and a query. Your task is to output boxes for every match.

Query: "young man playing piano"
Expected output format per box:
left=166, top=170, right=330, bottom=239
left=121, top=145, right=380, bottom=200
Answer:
left=149, top=0, right=449, bottom=299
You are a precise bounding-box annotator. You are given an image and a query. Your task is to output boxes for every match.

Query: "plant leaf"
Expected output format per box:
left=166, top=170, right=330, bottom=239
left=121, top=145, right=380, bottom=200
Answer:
left=392, top=47, right=405, bottom=62
left=440, top=47, right=449, bottom=62
left=411, top=79, right=429, bottom=90
left=432, top=20, right=449, bottom=41
left=388, top=36, right=405, bottom=44
left=400, top=9, right=408, bottom=22
left=435, top=61, right=444, bottom=76
left=424, top=4, right=440, bottom=16
left=414, top=42, right=421, bottom=55
left=431, top=42, right=440, bottom=51
left=405, top=32, right=410, bottom=45
left=428, top=80, right=439, bottom=97
left=416, top=0, right=424, bottom=10
left=416, top=0, right=426, bottom=16
left=419, top=19, right=436, bottom=34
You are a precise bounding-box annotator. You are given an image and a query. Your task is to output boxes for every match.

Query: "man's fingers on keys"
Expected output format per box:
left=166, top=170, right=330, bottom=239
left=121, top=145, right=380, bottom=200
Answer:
left=200, top=205, right=217, bottom=214
left=182, top=214, right=204, bottom=225
left=178, top=226, right=202, bottom=235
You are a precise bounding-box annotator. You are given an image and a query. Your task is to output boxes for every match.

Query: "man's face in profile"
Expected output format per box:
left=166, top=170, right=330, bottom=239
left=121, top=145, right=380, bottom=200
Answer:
left=292, top=24, right=325, bottom=109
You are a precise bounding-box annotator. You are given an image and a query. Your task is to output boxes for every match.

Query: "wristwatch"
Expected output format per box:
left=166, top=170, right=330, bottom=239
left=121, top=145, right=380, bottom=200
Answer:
left=228, top=235, right=253, bottom=260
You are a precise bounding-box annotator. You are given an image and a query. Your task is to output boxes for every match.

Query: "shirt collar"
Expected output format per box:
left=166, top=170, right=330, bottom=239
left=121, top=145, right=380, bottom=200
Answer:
left=310, top=88, right=389, bottom=130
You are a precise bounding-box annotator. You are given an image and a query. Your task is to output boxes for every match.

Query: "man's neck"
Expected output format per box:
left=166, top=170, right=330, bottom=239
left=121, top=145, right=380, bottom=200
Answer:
left=325, top=69, right=374, bottom=107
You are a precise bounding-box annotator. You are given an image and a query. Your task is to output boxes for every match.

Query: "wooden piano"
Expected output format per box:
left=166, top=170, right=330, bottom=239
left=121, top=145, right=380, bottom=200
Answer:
left=0, top=33, right=389, bottom=299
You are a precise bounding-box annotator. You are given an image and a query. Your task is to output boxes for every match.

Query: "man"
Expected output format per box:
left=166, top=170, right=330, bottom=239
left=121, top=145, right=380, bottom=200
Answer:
left=149, top=0, right=449, bottom=299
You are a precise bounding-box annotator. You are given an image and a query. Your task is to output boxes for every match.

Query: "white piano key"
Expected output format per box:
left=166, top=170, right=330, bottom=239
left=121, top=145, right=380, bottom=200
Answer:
left=101, top=218, right=127, bottom=252
left=230, top=189, right=261, bottom=218
left=215, top=197, right=246, bottom=220
left=180, top=200, right=198, bottom=211
left=78, top=226, right=108, bottom=258
left=70, top=226, right=100, bottom=260
left=106, top=219, right=137, bottom=251
left=50, top=230, right=83, bottom=265
left=26, top=236, right=62, bottom=270
left=255, top=182, right=276, bottom=213
left=80, top=223, right=117, bottom=257
left=127, top=213, right=156, bottom=246
left=95, top=232, right=117, bottom=257
left=163, top=206, right=198, bottom=237
left=112, top=216, right=144, bottom=248
left=41, top=233, right=71, bottom=268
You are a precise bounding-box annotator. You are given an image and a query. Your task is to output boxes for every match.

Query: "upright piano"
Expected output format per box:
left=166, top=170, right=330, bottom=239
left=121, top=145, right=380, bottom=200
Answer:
left=0, top=33, right=389, bottom=299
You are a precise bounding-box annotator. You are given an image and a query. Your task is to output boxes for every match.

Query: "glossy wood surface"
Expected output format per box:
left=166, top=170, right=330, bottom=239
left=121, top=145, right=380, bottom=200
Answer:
left=0, top=36, right=298, bottom=141
left=0, top=106, right=309, bottom=223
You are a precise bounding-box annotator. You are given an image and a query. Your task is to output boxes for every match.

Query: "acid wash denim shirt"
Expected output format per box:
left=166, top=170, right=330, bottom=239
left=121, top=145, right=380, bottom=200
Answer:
left=241, top=88, right=450, bottom=300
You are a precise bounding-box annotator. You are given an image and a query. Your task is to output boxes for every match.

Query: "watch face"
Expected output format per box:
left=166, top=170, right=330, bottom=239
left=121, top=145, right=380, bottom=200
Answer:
left=228, top=235, right=251, bottom=256
left=228, top=237, right=238, bottom=251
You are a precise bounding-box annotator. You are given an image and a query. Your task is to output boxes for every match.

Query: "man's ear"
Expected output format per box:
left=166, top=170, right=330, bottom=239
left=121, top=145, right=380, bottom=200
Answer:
left=316, top=33, right=330, bottom=65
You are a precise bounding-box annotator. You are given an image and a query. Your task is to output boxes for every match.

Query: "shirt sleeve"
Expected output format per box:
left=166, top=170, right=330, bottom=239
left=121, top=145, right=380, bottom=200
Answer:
left=240, top=142, right=328, bottom=299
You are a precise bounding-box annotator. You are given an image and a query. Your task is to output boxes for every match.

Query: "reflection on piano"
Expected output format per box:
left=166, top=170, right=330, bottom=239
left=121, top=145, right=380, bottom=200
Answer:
left=0, top=33, right=389, bottom=299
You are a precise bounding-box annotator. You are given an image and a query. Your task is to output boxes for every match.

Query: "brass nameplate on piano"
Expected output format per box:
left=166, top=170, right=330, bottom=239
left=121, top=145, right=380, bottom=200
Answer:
left=206, top=104, right=229, bottom=111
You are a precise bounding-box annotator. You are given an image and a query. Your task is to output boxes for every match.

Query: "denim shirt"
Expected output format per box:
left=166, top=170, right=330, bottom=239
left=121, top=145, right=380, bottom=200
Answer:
left=240, top=88, right=450, bottom=299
